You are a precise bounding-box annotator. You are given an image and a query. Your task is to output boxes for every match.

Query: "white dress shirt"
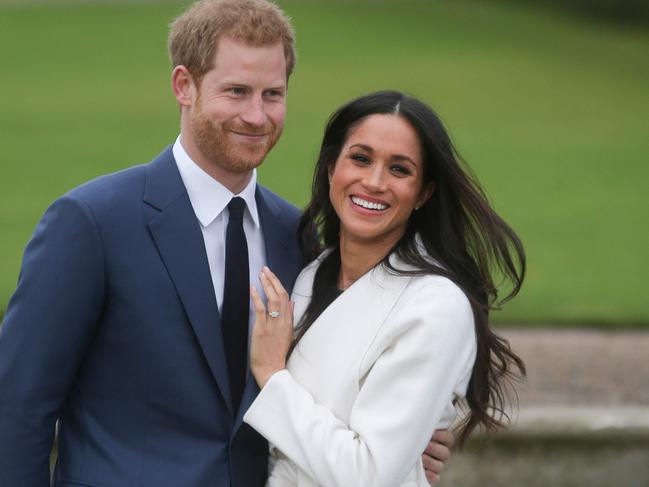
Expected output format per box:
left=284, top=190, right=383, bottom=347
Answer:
left=173, top=136, right=267, bottom=349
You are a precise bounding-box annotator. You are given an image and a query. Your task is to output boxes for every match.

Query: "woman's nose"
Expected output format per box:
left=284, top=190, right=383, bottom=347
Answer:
left=362, top=165, right=387, bottom=192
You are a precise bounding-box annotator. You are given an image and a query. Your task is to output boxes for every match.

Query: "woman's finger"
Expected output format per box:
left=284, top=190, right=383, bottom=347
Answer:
left=261, top=267, right=289, bottom=320
left=262, top=266, right=289, bottom=302
left=260, top=270, right=280, bottom=315
left=250, top=286, right=267, bottom=323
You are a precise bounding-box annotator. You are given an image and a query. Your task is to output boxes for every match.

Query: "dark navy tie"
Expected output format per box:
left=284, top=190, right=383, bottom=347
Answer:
left=221, top=197, right=249, bottom=412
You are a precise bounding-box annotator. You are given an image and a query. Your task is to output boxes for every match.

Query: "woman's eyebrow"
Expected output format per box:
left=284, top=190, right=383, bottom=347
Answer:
left=391, top=154, right=417, bottom=167
left=348, top=143, right=374, bottom=152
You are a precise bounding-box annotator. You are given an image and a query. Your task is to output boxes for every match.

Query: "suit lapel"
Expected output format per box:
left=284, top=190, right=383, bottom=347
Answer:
left=144, top=148, right=233, bottom=415
left=232, top=187, right=298, bottom=432
left=255, top=187, right=297, bottom=290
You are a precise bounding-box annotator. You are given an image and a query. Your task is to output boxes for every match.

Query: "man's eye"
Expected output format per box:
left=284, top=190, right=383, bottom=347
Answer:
left=229, top=87, right=246, bottom=95
left=264, top=90, right=284, bottom=98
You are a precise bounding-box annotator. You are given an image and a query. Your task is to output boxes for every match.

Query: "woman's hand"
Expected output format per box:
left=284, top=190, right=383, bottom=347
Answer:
left=250, top=266, right=294, bottom=388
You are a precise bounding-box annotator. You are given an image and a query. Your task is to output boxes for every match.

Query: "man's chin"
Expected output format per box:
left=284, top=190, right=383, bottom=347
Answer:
left=231, top=147, right=272, bottom=168
left=225, top=153, right=268, bottom=173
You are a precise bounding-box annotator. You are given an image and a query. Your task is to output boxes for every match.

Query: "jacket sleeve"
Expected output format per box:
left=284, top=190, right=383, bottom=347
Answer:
left=244, top=280, right=477, bottom=487
left=0, top=195, right=105, bottom=487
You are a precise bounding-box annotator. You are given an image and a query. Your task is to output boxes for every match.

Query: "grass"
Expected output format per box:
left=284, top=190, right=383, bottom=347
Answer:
left=0, top=0, right=647, bottom=325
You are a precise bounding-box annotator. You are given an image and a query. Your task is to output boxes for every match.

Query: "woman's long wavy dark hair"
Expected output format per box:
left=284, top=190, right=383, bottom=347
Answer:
left=295, top=90, right=526, bottom=448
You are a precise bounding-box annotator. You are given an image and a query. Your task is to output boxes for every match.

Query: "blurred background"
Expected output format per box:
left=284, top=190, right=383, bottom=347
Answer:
left=1, top=0, right=648, bottom=485
left=1, top=0, right=647, bottom=325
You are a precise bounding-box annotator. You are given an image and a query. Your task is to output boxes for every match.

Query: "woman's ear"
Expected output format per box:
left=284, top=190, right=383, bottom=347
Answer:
left=415, top=181, right=436, bottom=210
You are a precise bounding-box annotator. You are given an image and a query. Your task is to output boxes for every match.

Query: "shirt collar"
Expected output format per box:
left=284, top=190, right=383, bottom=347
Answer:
left=173, top=136, right=260, bottom=228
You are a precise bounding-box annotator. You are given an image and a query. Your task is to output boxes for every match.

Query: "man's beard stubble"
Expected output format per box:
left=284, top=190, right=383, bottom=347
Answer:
left=191, top=104, right=282, bottom=174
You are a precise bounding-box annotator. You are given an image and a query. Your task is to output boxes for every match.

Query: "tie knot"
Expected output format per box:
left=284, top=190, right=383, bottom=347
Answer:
left=228, top=197, right=246, bottom=221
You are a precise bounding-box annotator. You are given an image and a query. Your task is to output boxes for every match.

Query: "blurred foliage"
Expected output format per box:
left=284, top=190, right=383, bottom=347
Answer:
left=0, top=0, right=647, bottom=325
left=512, top=0, right=649, bottom=25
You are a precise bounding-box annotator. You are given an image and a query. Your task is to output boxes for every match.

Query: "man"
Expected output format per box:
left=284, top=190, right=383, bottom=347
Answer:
left=0, top=1, right=451, bottom=486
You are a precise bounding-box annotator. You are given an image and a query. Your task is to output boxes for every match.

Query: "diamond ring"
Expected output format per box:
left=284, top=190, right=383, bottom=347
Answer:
left=268, top=310, right=280, bottom=318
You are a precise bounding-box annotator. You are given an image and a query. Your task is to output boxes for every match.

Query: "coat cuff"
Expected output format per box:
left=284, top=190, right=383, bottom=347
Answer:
left=243, top=369, right=295, bottom=437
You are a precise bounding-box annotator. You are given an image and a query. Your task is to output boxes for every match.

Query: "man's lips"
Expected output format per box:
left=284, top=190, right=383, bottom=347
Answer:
left=230, top=130, right=269, bottom=138
left=226, top=127, right=272, bottom=145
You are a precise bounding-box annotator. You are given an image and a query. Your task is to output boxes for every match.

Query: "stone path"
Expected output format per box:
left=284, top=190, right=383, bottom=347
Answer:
left=437, top=328, right=649, bottom=487
left=501, top=328, right=649, bottom=408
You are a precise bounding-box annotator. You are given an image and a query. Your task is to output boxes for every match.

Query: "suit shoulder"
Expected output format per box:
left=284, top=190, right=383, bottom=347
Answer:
left=65, top=163, right=148, bottom=205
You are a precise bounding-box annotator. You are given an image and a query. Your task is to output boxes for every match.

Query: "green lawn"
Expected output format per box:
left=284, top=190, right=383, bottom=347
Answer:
left=1, top=0, right=647, bottom=325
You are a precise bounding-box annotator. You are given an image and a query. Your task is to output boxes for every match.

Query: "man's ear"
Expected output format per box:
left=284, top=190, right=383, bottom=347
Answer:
left=415, top=181, right=436, bottom=210
left=171, top=65, right=196, bottom=107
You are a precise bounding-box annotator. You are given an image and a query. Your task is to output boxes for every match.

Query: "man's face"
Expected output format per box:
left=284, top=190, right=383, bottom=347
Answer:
left=189, top=37, right=287, bottom=174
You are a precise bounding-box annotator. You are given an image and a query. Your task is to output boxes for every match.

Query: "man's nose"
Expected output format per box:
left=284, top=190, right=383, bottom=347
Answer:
left=239, top=95, right=267, bottom=127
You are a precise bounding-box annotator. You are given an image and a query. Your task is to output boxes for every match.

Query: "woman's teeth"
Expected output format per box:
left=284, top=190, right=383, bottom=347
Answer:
left=351, top=196, right=387, bottom=211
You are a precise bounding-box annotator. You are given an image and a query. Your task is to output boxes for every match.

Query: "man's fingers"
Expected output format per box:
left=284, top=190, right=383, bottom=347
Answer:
left=422, top=454, right=444, bottom=474
left=432, top=429, right=455, bottom=449
left=424, top=440, right=450, bottom=462
left=425, top=471, right=440, bottom=485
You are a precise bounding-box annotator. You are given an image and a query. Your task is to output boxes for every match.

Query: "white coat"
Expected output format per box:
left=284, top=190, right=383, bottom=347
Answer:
left=244, top=251, right=477, bottom=487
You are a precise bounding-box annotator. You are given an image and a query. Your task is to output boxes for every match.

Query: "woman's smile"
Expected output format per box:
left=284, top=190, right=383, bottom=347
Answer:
left=329, top=113, right=432, bottom=248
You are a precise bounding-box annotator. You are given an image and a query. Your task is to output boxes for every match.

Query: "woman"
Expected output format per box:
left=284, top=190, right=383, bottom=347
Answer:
left=244, top=91, right=525, bottom=486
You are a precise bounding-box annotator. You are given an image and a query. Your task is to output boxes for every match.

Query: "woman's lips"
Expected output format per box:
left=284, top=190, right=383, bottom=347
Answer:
left=350, top=195, right=389, bottom=212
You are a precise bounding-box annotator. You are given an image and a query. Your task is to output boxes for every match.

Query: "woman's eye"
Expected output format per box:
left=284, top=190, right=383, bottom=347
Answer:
left=391, top=165, right=411, bottom=176
left=350, top=154, right=370, bottom=164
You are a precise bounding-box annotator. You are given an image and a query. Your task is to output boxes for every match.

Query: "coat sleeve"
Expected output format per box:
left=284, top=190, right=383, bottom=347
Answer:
left=0, top=195, right=105, bottom=487
left=244, top=280, right=477, bottom=487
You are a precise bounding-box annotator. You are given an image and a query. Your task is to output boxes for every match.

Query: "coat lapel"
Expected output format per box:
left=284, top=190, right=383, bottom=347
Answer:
left=290, top=258, right=411, bottom=366
left=144, top=147, right=233, bottom=415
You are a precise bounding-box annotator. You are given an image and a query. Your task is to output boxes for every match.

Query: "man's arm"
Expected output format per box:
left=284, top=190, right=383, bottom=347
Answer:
left=422, top=429, right=454, bottom=484
left=0, top=196, right=105, bottom=486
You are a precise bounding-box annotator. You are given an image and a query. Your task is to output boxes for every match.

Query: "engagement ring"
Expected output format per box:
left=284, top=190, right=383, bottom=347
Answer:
left=268, top=310, right=280, bottom=318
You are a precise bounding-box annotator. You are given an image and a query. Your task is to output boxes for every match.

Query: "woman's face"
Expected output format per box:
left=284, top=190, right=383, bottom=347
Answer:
left=329, top=114, right=433, bottom=249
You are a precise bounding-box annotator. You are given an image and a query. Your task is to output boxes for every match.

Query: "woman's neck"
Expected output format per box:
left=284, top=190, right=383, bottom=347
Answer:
left=337, top=233, right=401, bottom=290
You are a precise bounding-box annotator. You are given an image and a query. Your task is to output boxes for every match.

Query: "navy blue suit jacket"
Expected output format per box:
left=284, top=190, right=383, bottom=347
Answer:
left=0, top=147, right=304, bottom=487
